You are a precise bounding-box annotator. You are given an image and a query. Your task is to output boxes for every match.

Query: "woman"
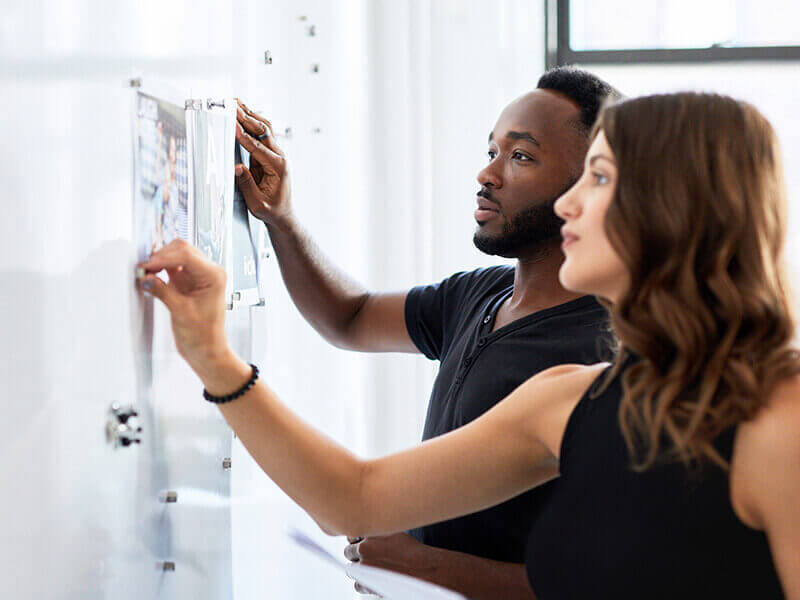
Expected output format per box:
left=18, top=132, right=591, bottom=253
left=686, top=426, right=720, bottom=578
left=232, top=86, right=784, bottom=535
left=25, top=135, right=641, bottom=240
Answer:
left=138, top=93, right=800, bottom=598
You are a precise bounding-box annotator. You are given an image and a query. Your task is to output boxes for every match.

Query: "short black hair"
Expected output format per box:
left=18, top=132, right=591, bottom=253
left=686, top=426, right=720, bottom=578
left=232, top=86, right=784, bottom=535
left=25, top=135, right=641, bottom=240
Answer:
left=536, top=66, right=621, bottom=133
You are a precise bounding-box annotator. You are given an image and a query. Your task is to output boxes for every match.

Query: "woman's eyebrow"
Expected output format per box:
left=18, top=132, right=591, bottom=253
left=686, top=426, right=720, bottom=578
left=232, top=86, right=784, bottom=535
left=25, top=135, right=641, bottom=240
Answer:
left=588, top=154, right=616, bottom=167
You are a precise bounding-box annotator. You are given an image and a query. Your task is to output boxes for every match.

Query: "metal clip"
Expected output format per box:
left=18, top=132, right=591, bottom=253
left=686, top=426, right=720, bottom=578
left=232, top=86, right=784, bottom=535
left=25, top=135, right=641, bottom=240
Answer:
left=159, top=491, right=178, bottom=503
left=207, top=99, right=226, bottom=110
left=222, top=457, right=232, bottom=470
left=128, top=78, right=142, bottom=88
left=185, top=98, right=203, bottom=110
left=106, top=404, right=142, bottom=449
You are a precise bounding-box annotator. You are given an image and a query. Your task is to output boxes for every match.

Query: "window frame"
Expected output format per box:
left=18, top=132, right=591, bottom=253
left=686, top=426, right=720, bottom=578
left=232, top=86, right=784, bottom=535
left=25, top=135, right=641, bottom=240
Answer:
left=545, top=0, right=800, bottom=69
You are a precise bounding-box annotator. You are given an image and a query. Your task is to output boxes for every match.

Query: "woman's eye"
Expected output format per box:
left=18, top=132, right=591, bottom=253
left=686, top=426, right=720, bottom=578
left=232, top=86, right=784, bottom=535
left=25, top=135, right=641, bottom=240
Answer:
left=512, top=152, right=531, bottom=161
left=487, top=150, right=497, bottom=160
left=592, top=172, right=609, bottom=185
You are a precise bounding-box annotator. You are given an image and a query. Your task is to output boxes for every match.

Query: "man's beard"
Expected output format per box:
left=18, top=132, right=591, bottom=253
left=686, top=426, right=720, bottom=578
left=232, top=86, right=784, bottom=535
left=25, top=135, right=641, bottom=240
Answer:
left=473, top=199, right=564, bottom=257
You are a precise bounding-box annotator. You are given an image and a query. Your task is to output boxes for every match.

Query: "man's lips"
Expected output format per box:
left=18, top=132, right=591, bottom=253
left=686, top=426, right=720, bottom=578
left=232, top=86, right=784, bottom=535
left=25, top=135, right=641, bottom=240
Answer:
left=475, top=196, right=500, bottom=222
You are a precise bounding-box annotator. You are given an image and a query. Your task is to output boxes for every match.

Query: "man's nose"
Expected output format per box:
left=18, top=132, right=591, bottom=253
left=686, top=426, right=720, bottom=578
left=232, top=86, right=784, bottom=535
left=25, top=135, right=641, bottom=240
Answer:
left=477, top=162, right=502, bottom=188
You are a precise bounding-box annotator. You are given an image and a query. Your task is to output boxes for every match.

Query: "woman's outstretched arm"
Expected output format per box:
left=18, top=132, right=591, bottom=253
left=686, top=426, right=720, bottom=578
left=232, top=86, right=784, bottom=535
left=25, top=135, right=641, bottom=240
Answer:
left=139, top=240, right=598, bottom=536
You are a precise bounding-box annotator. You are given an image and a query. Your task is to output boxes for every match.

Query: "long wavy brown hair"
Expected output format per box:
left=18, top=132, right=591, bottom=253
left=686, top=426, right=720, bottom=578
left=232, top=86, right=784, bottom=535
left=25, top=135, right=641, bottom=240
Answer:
left=595, top=92, right=800, bottom=470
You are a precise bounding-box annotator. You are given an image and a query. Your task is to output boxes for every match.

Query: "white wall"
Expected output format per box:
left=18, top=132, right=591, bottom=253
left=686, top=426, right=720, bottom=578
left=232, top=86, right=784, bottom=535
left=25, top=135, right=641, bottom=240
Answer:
left=1, top=1, right=239, bottom=598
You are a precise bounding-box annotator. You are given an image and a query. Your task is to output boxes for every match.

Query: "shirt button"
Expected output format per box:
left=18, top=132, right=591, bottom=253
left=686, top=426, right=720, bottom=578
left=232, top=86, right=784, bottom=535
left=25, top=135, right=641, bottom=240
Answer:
left=483, top=315, right=492, bottom=324
left=477, top=338, right=486, bottom=347
left=464, top=357, right=472, bottom=366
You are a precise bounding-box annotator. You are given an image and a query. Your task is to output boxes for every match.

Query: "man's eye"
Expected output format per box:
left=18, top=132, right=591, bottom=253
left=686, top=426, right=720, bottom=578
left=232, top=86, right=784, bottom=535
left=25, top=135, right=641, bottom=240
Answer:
left=487, top=150, right=497, bottom=160
left=512, top=152, right=531, bottom=161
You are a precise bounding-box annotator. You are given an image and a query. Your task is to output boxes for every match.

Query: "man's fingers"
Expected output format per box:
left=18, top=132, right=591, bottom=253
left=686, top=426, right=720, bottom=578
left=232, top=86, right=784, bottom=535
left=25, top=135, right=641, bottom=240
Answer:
left=237, top=106, right=270, bottom=138
left=235, top=100, right=284, bottom=155
left=343, top=541, right=362, bottom=562
left=347, top=536, right=364, bottom=544
left=234, top=164, right=271, bottom=219
left=236, top=122, right=280, bottom=167
left=236, top=99, right=274, bottom=133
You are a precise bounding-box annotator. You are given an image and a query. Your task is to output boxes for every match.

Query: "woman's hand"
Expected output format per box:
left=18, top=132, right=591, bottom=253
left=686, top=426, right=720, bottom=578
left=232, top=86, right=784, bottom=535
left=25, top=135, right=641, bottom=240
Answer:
left=137, top=239, right=233, bottom=379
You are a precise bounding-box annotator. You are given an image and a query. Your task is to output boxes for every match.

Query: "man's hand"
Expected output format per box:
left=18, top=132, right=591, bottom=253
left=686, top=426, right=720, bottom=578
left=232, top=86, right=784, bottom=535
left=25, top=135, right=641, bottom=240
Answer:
left=345, top=533, right=436, bottom=596
left=234, top=98, right=293, bottom=230
left=344, top=533, right=537, bottom=600
left=345, top=533, right=433, bottom=574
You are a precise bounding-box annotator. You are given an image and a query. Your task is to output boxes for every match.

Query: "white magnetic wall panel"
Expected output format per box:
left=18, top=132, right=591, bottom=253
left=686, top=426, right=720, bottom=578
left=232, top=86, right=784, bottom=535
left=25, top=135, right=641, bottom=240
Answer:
left=1, top=1, right=241, bottom=598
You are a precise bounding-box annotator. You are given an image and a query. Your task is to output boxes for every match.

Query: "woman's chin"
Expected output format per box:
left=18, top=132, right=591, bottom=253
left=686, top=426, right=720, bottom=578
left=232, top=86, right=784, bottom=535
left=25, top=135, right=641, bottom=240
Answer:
left=557, top=263, right=587, bottom=295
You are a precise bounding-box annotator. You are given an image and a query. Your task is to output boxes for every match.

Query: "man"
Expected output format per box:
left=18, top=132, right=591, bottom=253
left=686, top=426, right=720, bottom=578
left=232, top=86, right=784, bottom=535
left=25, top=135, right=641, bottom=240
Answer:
left=234, top=67, right=618, bottom=599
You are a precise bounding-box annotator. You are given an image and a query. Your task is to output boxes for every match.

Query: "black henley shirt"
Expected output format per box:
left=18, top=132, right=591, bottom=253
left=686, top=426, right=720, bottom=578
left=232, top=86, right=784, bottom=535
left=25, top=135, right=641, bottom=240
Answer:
left=405, top=265, right=613, bottom=563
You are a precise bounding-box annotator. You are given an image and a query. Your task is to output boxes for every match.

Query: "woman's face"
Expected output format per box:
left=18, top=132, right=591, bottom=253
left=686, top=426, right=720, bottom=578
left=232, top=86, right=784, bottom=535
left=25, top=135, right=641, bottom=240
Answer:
left=554, top=130, right=629, bottom=304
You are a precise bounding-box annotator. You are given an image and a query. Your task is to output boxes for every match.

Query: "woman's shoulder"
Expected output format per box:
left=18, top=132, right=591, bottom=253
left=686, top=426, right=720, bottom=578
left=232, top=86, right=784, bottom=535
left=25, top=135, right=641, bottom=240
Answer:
left=530, top=361, right=612, bottom=390
left=731, top=375, right=800, bottom=529
left=512, top=362, right=612, bottom=457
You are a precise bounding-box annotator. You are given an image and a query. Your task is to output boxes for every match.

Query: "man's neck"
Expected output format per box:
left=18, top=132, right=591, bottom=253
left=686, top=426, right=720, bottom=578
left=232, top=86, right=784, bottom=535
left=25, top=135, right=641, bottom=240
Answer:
left=508, top=241, right=584, bottom=314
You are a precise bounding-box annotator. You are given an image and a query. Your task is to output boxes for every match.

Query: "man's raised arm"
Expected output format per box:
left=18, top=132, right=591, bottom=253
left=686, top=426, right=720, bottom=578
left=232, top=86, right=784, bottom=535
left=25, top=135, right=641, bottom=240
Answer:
left=233, top=99, right=417, bottom=354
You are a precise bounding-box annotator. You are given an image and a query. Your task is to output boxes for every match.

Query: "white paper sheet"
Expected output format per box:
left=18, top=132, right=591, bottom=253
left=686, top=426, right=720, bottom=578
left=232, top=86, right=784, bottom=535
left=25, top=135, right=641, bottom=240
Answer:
left=287, top=528, right=468, bottom=600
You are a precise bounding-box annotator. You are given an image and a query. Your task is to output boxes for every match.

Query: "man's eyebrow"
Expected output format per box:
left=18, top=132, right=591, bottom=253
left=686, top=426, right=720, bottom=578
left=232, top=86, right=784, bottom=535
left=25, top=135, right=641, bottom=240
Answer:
left=589, top=154, right=616, bottom=167
left=487, top=131, right=542, bottom=148
left=507, top=131, right=541, bottom=147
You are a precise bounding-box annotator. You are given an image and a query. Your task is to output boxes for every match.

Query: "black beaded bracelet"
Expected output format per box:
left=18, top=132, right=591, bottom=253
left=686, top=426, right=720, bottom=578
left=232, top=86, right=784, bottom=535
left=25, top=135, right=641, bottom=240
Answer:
left=203, top=364, right=260, bottom=404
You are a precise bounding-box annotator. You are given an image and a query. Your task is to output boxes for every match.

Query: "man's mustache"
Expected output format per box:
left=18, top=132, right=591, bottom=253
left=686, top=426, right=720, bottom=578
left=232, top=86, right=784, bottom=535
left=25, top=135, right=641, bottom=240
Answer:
left=477, top=188, right=499, bottom=206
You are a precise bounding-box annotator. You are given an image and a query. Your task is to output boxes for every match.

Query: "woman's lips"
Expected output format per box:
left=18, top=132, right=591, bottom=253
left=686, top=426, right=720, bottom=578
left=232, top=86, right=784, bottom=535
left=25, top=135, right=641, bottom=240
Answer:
left=561, top=232, right=579, bottom=249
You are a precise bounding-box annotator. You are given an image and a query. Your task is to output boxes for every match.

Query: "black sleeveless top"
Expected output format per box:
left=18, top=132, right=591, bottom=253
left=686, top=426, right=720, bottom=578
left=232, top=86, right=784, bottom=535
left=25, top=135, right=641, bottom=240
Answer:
left=525, top=358, right=784, bottom=599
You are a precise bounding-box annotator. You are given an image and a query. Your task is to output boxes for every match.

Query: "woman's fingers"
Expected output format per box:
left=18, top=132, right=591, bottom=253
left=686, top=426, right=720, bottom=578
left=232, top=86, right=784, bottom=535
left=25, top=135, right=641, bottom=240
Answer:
left=140, top=239, right=224, bottom=290
left=138, top=274, right=183, bottom=313
left=141, top=239, right=196, bottom=274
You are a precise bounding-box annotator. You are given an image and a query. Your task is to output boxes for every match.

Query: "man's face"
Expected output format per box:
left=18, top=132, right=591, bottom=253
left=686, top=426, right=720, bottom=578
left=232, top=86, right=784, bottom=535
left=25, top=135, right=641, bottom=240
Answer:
left=473, top=89, right=587, bottom=258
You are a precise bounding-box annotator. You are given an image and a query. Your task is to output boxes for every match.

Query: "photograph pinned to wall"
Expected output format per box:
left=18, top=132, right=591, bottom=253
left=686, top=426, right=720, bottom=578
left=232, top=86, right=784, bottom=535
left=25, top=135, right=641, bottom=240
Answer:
left=133, top=92, right=190, bottom=263
left=188, top=100, right=235, bottom=267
